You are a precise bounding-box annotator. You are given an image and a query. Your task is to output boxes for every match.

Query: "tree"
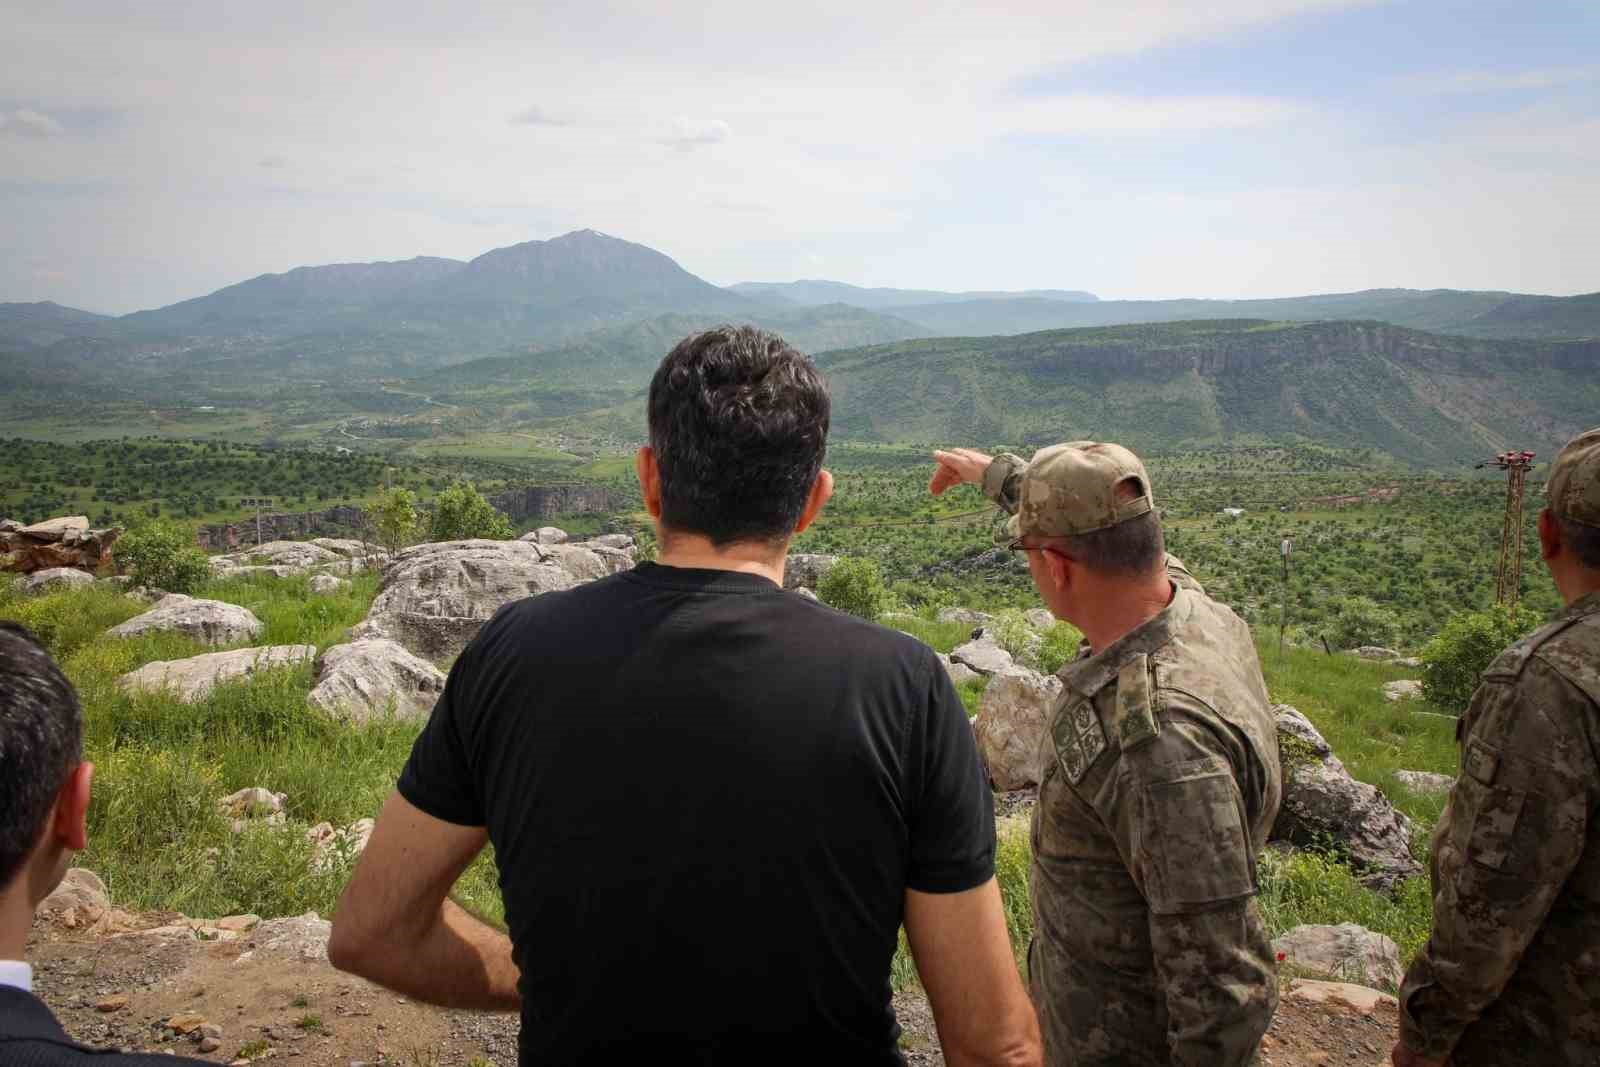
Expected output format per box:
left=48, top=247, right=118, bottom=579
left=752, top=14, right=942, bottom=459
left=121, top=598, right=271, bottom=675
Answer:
left=1324, top=596, right=1403, bottom=651
left=1420, top=605, right=1543, bottom=712
left=430, top=482, right=512, bottom=542
left=116, top=519, right=211, bottom=594
left=817, top=557, right=888, bottom=620
left=370, top=488, right=421, bottom=554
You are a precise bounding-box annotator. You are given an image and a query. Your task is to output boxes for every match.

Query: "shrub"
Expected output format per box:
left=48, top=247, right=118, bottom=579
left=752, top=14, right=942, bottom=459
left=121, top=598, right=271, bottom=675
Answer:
left=1324, top=595, right=1402, bottom=651
left=116, top=520, right=211, bottom=593
left=429, top=483, right=512, bottom=542
left=1420, top=604, right=1543, bottom=712
left=369, top=488, right=420, bottom=555
left=817, top=557, right=888, bottom=620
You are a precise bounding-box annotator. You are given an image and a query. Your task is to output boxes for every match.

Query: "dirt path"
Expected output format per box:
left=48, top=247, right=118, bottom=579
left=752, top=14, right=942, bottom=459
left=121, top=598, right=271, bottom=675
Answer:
left=29, top=918, right=1395, bottom=1066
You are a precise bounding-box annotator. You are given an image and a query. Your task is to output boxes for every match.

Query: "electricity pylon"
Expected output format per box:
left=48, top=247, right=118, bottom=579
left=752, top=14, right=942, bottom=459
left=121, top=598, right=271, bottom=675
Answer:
left=1478, top=450, right=1536, bottom=611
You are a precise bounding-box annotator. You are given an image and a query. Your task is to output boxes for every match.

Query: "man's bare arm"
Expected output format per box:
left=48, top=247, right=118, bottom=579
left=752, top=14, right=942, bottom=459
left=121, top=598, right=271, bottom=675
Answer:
left=328, top=790, right=520, bottom=1011
left=930, top=449, right=994, bottom=496
left=904, top=879, right=1042, bottom=1067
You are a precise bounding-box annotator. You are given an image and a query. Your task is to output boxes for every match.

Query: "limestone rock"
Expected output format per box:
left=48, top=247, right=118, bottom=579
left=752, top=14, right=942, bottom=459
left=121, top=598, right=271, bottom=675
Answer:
left=1284, top=978, right=1398, bottom=1015
left=1274, top=922, right=1404, bottom=990
left=1348, top=646, right=1402, bottom=661
left=307, top=639, right=446, bottom=723
left=535, top=526, right=569, bottom=545
left=938, top=607, right=994, bottom=626
left=1383, top=679, right=1423, bottom=702
left=783, top=553, right=839, bottom=592
left=951, top=636, right=1014, bottom=676
left=221, top=540, right=342, bottom=570
left=796, top=587, right=819, bottom=602
left=2, top=515, right=121, bottom=574
left=1024, top=608, right=1057, bottom=631
left=1272, top=705, right=1422, bottom=891
left=308, top=574, right=349, bottom=595
left=974, top=666, right=1062, bottom=790
left=118, top=645, right=315, bottom=702
left=940, top=654, right=981, bottom=686
left=21, top=567, right=95, bottom=595
left=589, top=533, right=635, bottom=551
left=351, top=539, right=584, bottom=659
left=217, top=787, right=286, bottom=819
left=305, top=818, right=375, bottom=871
left=1393, top=769, right=1454, bottom=796
left=20, top=515, right=88, bottom=537
left=322, top=554, right=385, bottom=576
left=309, top=538, right=368, bottom=558
left=244, top=912, right=331, bottom=963
left=1386, top=656, right=1423, bottom=669
left=36, top=868, right=109, bottom=928
left=107, top=594, right=264, bottom=646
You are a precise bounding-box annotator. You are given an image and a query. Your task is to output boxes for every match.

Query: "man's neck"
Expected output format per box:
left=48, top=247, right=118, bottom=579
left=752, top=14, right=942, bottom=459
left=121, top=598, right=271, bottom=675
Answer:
left=1076, top=574, right=1175, bottom=655
left=0, top=882, right=32, bottom=963
left=655, top=530, right=788, bottom=586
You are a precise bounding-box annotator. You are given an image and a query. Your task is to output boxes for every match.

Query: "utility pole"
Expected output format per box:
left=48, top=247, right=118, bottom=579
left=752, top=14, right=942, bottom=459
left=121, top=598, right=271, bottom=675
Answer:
left=1478, top=450, right=1536, bottom=611
left=241, top=498, right=274, bottom=548
left=1279, top=536, right=1293, bottom=657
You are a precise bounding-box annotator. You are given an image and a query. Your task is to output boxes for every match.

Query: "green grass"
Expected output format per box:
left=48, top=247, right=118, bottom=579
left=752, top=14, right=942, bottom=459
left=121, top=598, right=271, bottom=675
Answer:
left=193, top=571, right=382, bottom=650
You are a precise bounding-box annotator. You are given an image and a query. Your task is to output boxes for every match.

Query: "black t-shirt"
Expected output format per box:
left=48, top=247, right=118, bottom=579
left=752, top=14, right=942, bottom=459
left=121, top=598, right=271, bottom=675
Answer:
left=397, top=562, right=995, bottom=1065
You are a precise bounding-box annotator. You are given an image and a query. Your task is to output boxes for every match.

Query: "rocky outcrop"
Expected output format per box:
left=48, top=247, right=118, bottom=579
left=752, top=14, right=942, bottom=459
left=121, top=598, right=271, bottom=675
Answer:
left=22, top=567, right=96, bottom=595
left=1, top=516, right=121, bottom=574
left=1272, top=705, right=1422, bottom=891
left=951, top=636, right=1014, bottom=676
left=309, top=538, right=368, bottom=558
left=107, top=594, right=264, bottom=646
left=974, top=666, right=1062, bottom=790
left=783, top=553, right=839, bottom=591
left=1024, top=608, right=1057, bottom=630
left=1383, top=680, right=1423, bottom=702
left=308, top=574, right=349, bottom=595
left=1393, top=770, right=1454, bottom=796
left=243, top=912, right=331, bottom=963
left=36, top=868, right=110, bottom=929
left=194, top=505, right=366, bottom=551
left=307, top=639, right=445, bottom=723
left=940, top=654, right=981, bottom=686
left=489, top=484, right=615, bottom=523
left=1274, top=923, right=1404, bottom=990
left=117, top=645, right=316, bottom=702
left=526, top=526, right=569, bottom=545
left=214, top=540, right=343, bottom=571
left=938, top=607, right=993, bottom=626
left=351, top=540, right=585, bottom=660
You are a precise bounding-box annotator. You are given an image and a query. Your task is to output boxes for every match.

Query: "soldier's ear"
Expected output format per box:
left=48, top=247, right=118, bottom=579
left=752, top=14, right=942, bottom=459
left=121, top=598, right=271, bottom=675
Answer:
left=1041, top=546, right=1073, bottom=594
left=1538, top=508, right=1561, bottom=562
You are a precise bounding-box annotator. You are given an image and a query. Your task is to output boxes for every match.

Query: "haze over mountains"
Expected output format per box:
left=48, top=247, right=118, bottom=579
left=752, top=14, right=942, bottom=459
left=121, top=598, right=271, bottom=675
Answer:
left=2, top=228, right=1597, bottom=467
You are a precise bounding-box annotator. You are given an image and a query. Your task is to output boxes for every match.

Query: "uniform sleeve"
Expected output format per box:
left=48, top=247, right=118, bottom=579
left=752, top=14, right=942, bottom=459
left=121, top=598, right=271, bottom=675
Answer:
left=1398, top=658, right=1596, bottom=1059
left=905, top=653, right=996, bottom=893
left=395, top=643, right=487, bottom=827
left=1099, top=718, right=1277, bottom=1066
left=981, top=453, right=1029, bottom=515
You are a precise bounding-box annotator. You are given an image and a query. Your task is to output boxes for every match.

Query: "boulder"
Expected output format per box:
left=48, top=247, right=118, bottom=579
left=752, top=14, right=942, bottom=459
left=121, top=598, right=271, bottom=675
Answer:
left=938, top=607, right=994, bottom=626
left=217, top=787, right=286, bottom=819
left=589, top=545, right=636, bottom=574
left=21, top=567, right=95, bottom=595
left=309, top=538, right=367, bottom=558
left=974, top=666, right=1062, bottom=790
left=589, top=533, right=635, bottom=551
left=1386, top=656, right=1423, bottom=670
left=1272, top=705, right=1422, bottom=891
left=307, top=639, right=446, bottom=723
left=951, top=636, right=1014, bottom=676
left=1, top=516, right=121, bottom=574
left=221, top=540, right=342, bottom=570
left=1024, top=608, right=1057, bottom=631
left=1274, top=922, right=1404, bottom=990
left=1383, top=680, right=1423, bottom=702
left=308, top=574, right=349, bottom=595
left=1393, top=769, right=1454, bottom=796
left=1348, top=646, right=1402, bottom=661
left=107, top=594, right=264, bottom=646
left=940, top=654, right=981, bottom=686
left=783, top=553, right=839, bottom=592
left=1283, top=978, right=1398, bottom=1015
left=306, top=818, right=375, bottom=871
left=117, top=645, right=316, bottom=702
left=351, top=540, right=585, bottom=659
left=521, top=526, right=569, bottom=545
left=322, top=554, right=385, bottom=576
left=243, top=912, right=331, bottom=963
left=35, top=868, right=109, bottom=929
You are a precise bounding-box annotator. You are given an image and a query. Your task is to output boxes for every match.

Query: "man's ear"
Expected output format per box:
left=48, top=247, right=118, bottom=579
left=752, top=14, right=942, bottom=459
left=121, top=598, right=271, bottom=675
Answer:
left=52, top=762, right=93, bottom=853
left=794, top=469, right=834, bottom=535
left=1041, top=548, right=1073, bottom=597
left=1538, top=508, right=1561, bottom=562
left=635, top=446, right=662, bottom=520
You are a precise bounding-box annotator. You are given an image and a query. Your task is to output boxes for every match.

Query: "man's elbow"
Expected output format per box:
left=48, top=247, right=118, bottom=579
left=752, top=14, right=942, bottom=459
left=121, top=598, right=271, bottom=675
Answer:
left=327, top=914, right=379, bottom=976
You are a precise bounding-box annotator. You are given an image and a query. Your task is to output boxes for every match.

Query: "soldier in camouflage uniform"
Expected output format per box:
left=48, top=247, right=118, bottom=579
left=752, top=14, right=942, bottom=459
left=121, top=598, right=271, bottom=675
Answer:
left=1394, top=427, right=1600, bottom=1067
left=932, top=445, right=1282, bottom=1066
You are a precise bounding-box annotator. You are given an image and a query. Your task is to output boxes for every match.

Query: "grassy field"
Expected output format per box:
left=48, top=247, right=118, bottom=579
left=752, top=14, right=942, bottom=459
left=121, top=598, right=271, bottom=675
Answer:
left=1, top=565, right=1457, bottom=988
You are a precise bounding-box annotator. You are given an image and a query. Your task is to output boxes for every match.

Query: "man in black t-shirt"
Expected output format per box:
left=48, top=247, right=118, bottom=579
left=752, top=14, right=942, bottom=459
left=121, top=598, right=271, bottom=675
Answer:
left=329, top=326, right=1041, bottom=1066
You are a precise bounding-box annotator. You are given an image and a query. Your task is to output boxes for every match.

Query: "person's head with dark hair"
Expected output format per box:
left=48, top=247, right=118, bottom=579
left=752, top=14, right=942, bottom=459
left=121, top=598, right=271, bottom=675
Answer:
left=0, top=621, right=93, bottom=960
left=1539, top=426, right=1600, bottom=605
left=640, top=325, right=833, bottom=566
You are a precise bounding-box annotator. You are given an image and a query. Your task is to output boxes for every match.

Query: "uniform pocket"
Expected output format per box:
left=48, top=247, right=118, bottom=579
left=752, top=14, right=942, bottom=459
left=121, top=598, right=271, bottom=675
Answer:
left=1142, top=763, right=1256, bottom=914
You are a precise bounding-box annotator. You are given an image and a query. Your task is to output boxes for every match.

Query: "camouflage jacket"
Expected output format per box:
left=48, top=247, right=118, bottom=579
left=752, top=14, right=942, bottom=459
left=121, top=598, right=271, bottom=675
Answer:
left=1028, top=581, right=1282, bottom=1065
left=1399, top=590, right=1600, bottom=1065
left=982, top=452, right=1205, bottom=595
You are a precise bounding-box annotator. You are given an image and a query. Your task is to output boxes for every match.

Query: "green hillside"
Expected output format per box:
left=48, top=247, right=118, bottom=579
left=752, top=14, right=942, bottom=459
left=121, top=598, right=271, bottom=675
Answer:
left=814, top=319, right=1600, bottom=465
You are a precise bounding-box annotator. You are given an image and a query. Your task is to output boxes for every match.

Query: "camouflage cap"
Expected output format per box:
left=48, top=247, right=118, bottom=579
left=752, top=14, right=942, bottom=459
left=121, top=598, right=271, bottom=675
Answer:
left=1004, top=441, right=1155, bottom=541
left=1547, top=426, right=1600, bottom=527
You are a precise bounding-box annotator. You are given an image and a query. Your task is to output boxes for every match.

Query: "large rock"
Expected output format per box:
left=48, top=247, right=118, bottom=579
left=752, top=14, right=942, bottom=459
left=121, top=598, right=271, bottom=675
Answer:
left=307, top=639, right=446, bottom=723
left=588, top=533, right=635, bottom=551
left=21, top=567, right=95, bottom=595
left=940, top=654, right=981, bottom=686
left=1348, top=646, right=1402, bottom=661
left=1393, top=769, right=1454, bottom=796
left=216, top=539, right=341, bottom=571
left=243, top=912, right=331, bottom=963
left=1, top=515, right=121, bottom=574
left=117, top=645, right=316, bottom=702
left=309, top=538, right=368, bottom=558
left=783, top=553, right=839, bottom=592
left=308, top=574, right=349, bottom=595
left=974, top=666, right=1062, bottom=790
left=1274, top=923, right=1404, bottom=990
left=938, top=607, right=994, bottom=626
left=1272, top=705, right=1422, bottom=891
left=951, top=636, right=1014, bottom=676
left=1283, top=978, right=1398, bottom=1015
left=1024, top=608, right=1057, bottom=631
left=36, top=868, right=109, bottom=929
left=351, top=540, right=586, bottom=659
left=1383, top=680, right=1423, bottom=702
left=522, top=526, right=568, bottom=545
left=106, top=594, right=264, bottom=646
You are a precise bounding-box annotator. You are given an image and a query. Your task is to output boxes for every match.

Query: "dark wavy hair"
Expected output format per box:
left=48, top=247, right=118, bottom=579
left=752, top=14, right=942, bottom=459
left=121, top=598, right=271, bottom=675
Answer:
left=647, top=326, right=830, bottom=546
left=0, top=622, right=83, bottom=887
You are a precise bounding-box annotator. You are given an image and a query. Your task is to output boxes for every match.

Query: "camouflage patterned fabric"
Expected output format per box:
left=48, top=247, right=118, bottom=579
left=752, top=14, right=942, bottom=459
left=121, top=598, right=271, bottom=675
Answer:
left=982, top=453, right=1280, bottom=1065
left=1546, top=426, right=1600, bottom=527
left=1398, top=589, right=1600, bottom=1066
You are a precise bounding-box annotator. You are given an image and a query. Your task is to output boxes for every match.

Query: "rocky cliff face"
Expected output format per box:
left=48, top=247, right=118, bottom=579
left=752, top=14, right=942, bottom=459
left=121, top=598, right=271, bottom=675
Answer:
left=488, top=484, right=616, bottom=522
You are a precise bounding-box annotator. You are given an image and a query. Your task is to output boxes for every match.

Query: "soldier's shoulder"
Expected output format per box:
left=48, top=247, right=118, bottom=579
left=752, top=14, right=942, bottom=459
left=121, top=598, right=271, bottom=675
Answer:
left=1528, top=612, right=1600, bottom=707
left=1484, top=610, right=1598, bottom=686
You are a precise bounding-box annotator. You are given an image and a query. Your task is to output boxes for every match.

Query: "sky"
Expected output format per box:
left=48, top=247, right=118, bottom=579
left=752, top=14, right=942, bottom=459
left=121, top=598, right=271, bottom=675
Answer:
left=1, top=0, right=1596, bottom=314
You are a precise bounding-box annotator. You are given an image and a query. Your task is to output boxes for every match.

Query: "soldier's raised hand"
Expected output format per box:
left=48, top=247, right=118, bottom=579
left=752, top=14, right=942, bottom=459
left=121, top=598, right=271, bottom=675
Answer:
left=930, top=449, right=993, bottom=496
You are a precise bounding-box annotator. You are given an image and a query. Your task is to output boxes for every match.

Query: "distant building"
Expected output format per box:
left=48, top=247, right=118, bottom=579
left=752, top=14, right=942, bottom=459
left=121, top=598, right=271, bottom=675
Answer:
left=1221, top=507, right=1246, bottom=518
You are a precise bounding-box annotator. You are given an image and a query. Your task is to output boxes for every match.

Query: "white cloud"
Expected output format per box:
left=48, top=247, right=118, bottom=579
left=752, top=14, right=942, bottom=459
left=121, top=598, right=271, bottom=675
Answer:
left=1008, top=93, right=1305, bottom=134
left=0, top=108, right=65, bottom=137
left=1393, top=66, right=1598, bottom=95
left=258, top=155, right=288, bottom=169
left=658, top=116, right=731, bottom=150
left=508, top=104, right=573, bottom=127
